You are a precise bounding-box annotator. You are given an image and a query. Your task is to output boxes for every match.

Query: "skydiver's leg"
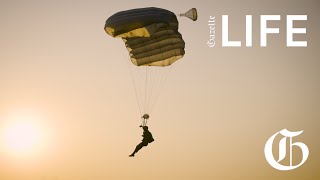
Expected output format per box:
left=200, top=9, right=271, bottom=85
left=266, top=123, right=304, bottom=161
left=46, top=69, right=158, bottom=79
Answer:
left=129, top=142, right=147, bottom=157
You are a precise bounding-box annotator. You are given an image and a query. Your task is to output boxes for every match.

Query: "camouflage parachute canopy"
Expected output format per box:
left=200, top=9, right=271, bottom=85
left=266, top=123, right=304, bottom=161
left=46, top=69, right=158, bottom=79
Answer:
left=104, top=7, right=185, bottom=66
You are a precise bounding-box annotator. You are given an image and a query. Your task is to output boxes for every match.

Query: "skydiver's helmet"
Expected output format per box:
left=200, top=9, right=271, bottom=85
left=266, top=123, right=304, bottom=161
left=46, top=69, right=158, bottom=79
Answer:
left=142, top=114, right=149, bottom=119
left=143, top=126, right=149, bottom=131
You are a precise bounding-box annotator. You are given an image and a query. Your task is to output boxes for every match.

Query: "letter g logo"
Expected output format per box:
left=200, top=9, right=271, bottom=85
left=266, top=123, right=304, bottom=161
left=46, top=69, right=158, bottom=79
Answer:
left=264, top=129, right=309, bottom=170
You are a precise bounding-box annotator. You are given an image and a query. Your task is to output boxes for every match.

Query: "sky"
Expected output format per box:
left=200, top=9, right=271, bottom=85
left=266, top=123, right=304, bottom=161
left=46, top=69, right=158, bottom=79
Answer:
left=0, top=0, right=319, bottom=179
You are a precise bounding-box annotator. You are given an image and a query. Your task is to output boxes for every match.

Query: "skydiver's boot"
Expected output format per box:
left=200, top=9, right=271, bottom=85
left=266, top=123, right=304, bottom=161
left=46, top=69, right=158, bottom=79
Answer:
left=129, top=153, right=135, bottom=157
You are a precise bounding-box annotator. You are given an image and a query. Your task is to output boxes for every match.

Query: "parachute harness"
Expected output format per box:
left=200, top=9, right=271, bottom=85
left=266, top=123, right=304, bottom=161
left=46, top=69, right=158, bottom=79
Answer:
left=141, top=114, right=149, bottom=126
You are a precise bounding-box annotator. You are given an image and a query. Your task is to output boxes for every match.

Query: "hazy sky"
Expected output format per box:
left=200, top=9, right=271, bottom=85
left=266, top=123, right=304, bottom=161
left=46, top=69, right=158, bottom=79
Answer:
left=0, top=0, right=319, bottom=180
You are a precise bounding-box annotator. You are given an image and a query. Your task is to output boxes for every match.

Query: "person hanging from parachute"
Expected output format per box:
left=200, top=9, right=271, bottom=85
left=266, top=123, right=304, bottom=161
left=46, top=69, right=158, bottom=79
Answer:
left=129, top=114, right=154, bottom=157
left=104, top=7, right=197, bottom=156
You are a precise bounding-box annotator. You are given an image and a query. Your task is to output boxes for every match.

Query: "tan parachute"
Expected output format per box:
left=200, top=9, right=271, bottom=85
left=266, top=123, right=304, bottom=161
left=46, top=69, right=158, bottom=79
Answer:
left=104, top=7, right=197, bottom=124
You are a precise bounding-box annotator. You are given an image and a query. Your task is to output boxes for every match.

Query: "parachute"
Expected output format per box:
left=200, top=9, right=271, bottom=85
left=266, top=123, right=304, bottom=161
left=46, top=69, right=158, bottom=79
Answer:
left=104, top=7, right=197, bottom=124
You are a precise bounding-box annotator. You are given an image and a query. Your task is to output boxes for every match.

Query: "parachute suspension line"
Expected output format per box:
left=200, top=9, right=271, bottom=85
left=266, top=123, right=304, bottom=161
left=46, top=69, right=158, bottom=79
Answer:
left=148, top=67, right=162, bottom=113
left=121, top=46, right=142, bottom=115
left=140, top=31, right=152, bottom=116
left=146, top=72, right=161, bottom=114
left=147, top=37, right=161, bottom=114
left=135, top=68, right=145, bottom=116
left=137, top=65, right=145, bottom=115
left=146, top=27, right=174, bottom=113
left=145, top=68, right=153, bottom=114
left=145, top=31, right=167, bottom=114
left=132, top=66, right=143, bottom=116
left=144, top=66, right=148, bottom=115
left=149, top=65, right=172, bottom=114
left=132, top=63, right=149, bottom=116
left=121, top=37, right=175, bottom=118
left=146, top=67, right=160, bottom=113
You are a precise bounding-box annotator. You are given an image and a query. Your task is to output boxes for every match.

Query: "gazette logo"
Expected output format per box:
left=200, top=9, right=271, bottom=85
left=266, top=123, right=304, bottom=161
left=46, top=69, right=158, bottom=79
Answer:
left=207, top=15, right=307, bottom=47
left=264, top=129, right=309, bottom=171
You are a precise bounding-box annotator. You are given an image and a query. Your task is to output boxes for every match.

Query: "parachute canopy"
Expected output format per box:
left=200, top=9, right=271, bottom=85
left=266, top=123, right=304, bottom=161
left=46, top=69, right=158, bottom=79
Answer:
left=104, top=7, right=185, bottom=66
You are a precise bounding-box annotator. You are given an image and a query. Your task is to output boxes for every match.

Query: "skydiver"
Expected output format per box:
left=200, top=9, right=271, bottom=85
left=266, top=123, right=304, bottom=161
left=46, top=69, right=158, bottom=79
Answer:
left=129, top=125, right=154, bottom=157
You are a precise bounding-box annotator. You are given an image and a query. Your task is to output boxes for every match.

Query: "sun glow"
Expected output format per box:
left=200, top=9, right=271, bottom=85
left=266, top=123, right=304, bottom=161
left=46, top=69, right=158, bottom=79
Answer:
left=4, top=122, right=42, bottom=154
left=1, top=112, right=49, bottom=158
